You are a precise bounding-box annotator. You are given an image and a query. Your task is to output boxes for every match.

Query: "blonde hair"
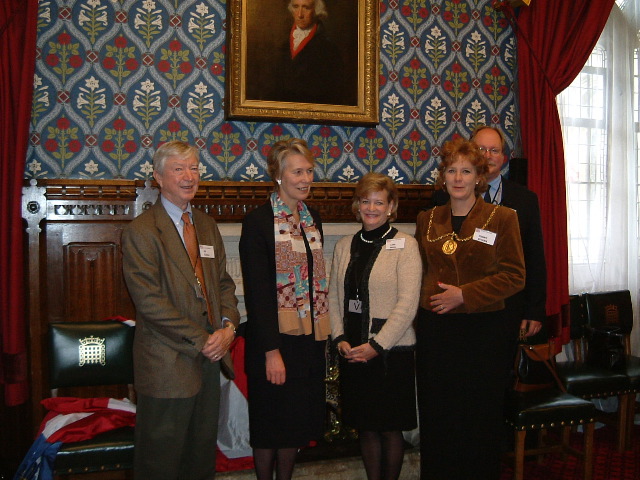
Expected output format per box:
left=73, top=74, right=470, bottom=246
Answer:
left=352, top=172, right=399, bottom=222
left=267, top=138, right=315, bottom=188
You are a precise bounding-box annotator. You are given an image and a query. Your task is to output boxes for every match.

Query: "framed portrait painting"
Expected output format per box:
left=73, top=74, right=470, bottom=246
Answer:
left=226, top=0, right=379, bottom=125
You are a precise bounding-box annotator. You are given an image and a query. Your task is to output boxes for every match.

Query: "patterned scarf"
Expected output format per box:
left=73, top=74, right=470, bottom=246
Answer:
left=271, top=192, right=330, bottom=340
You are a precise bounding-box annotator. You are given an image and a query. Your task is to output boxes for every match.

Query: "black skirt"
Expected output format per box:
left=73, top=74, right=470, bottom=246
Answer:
left=246, top=335, right=326, bottom=449
left=415, top=307, right=512, bottom=480
left=339, top=349, right=417, bottom=432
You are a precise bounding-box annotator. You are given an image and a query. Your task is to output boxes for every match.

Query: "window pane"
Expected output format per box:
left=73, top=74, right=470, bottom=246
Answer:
left=559, top=46, right=607, bottom=278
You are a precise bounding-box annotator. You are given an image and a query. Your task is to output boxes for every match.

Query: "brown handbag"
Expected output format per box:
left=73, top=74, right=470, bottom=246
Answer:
left=513, top=340, right=566, bottom=393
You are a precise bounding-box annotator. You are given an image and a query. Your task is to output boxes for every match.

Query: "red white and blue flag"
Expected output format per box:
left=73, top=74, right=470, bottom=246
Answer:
left=13, top=397, right=136, bottom=480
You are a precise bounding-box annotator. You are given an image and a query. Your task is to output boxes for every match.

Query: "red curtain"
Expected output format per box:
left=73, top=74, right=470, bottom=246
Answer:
left=512, top=0, right=615, bottom=343
left=0, top=0, right=38, bottom=406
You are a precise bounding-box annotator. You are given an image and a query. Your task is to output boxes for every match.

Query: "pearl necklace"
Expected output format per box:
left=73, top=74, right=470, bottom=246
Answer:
left=360, top=225, right=392, bottom=244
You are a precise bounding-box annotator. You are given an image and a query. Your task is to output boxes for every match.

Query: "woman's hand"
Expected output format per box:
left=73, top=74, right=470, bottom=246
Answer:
left=265, top=349, right=286, bottom=385
left=345, top=342, right=378, bottom=363
left=430, top=282, right=464, bottom=314
left=337, top=341, right=352, bottom=358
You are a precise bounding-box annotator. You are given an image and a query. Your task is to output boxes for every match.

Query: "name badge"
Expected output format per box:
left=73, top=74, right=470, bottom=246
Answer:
left=348, top=299, right=362, bottom=313
left=200, top=245, right=215, bottom=258
left=386, top=238, right=405, bottom=250
left=473, top=228, right=496, bottom=246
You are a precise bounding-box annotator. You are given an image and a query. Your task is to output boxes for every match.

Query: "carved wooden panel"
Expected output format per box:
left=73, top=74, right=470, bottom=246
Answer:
left=45, top=223, right=135, bottom=325
left=63, top=242, right=121, bottom=322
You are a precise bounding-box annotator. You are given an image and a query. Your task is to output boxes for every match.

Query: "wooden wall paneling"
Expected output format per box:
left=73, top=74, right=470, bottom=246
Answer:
left=45, top=223, right=136, bottom=324
left=63, top=242, right=121, bottom=322
left=23, top=180, right=49, bottom=434
left=190, top=181, right=434, bottom=223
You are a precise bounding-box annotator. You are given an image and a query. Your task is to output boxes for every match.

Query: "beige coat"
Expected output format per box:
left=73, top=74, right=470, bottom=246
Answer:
left=329, top=230, right=421, bottom=351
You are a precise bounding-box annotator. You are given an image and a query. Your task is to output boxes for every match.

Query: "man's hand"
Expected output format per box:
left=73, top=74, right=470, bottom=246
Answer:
left=201, top=326, right=235, bottom=362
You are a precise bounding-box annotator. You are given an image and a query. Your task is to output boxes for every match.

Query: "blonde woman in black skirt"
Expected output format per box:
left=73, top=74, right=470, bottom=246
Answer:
left=329, top=173, right=421, bottom=480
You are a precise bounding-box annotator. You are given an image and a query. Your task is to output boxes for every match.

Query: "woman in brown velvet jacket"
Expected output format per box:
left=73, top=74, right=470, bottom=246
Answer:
left=415, top=137, right=525, bottom=480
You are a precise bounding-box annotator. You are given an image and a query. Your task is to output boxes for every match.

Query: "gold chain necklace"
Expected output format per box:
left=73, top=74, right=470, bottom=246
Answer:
left=425, top=205, right=500, bottom=255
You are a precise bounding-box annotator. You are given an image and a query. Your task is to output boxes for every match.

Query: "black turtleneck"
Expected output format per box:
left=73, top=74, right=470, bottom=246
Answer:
left=345, top=222, right=392, bottom=345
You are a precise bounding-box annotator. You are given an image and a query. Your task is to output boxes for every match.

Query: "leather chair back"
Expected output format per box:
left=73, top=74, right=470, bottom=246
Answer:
left=584, top=290, right=633, bottom=335
left=49, top=320, right=134, bottom=391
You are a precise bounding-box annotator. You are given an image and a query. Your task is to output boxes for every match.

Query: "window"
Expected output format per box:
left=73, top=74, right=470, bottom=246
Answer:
left=558, top=47, right=608, bottom=280
left=558, top=2, right=640, bottom=354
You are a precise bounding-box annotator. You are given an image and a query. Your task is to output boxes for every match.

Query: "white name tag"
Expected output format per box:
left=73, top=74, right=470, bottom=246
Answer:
left=348, top=299, right=362, bottom=313
left=200, top=245, right=215, bottom=258
left=386, top=238, right=405, bottom=250
left=473, top=228, right=496, bottom=246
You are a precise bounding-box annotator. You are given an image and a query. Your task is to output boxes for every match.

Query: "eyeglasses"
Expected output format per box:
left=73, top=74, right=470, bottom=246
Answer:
left=478, top=147, right=502, bottom=156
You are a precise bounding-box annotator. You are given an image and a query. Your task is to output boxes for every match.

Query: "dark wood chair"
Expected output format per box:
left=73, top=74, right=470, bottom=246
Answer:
left=48, top=320, right=135, bottom=477
left=504, top=387, right=596, bottom=480
left=583, top=290, right=640, bottom=450
left=556, top=294, right=632, bottom=452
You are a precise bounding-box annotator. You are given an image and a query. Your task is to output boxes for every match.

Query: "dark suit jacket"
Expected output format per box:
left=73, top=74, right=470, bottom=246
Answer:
left=239, top=202, right=325, bottom=379
left=122, top=200, right=240, bottom=398
left=272, top=22, right=350, bottom=105
left=432, top=176, right=547, bottom=324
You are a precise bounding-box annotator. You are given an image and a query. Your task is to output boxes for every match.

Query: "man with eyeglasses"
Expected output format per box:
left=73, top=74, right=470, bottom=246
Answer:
left=472, top=126, right=547, bottom=341
left=432, top=126, right=547, bottom=345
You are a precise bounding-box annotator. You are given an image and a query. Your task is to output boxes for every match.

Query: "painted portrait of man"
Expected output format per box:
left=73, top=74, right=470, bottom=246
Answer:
left=245, top=0, right=358, bottom=106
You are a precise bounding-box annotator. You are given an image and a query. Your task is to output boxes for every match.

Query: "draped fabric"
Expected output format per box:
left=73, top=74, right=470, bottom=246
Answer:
left=0, top=0, right=38, bottom=406
left=511, top=0, right=616, bottom=344
left=559, top=3, right=640, bottom=356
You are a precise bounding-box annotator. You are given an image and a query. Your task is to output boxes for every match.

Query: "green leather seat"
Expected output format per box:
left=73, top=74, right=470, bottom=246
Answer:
left=583, top=290, right=640, bottom=450
left=556, top=294, right=631, bottom=452
left=48, top=320, right=135, bottom=475
left=504, top=388, right=596, bottom=480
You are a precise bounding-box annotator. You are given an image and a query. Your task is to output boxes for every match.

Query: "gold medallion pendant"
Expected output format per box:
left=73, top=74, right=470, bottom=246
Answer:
left=442, top=239, right=457, bottom=255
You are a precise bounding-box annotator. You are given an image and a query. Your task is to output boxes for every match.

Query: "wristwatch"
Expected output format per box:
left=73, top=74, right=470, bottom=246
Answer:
left=222, top=319, right=236, bottom=335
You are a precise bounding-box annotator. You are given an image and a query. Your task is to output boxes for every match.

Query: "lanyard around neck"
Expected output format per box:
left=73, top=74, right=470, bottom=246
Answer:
left=487, top=178, right=503, bottom=205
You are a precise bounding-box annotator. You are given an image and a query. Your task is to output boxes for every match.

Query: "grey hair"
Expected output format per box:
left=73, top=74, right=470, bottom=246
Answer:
left=288, top=0, right=328, bottom=21
left=153, top=141, right=199, bottom=174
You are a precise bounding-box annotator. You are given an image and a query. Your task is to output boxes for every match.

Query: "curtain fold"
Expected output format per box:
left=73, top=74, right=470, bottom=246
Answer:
left=512, top=0, right=615, bottom=343
left=0, top=0, right=38, bottom=406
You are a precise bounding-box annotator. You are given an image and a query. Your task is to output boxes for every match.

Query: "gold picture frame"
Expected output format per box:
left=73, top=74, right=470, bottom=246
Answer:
left=226, top=0, right=379, bottom=125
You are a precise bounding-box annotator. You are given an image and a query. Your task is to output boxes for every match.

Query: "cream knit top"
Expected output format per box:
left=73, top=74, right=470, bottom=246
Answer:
left=329, top=230, right=422, bottom=351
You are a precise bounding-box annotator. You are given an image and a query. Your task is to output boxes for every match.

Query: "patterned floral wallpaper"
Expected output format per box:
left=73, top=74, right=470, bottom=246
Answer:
left=25, top=0, right=517, bottom=184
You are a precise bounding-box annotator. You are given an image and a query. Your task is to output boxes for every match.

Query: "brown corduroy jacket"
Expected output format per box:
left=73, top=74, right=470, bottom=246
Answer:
left=415, top=198, right=526, bottom=314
